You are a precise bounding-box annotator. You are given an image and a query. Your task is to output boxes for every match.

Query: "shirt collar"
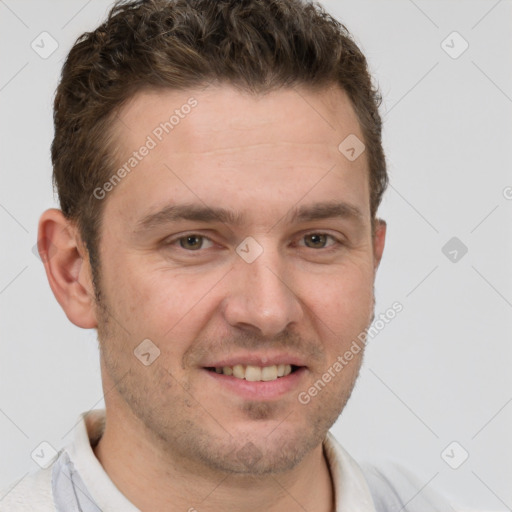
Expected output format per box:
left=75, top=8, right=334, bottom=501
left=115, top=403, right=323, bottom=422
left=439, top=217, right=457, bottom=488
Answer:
left=64, top=410, right=140, bottom=511
left=323, top=431, right=376, bottom=511
left=65, top=410, right=376, bottom=512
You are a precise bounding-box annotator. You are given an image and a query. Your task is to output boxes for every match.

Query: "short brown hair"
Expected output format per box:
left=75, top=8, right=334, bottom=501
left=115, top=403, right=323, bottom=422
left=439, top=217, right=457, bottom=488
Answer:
left=52, top=0, right=387, bottom=291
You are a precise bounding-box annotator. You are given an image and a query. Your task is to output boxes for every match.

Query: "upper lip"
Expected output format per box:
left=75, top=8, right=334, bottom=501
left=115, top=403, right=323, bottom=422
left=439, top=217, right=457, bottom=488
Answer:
left=201, top=353, right=307, bottom=368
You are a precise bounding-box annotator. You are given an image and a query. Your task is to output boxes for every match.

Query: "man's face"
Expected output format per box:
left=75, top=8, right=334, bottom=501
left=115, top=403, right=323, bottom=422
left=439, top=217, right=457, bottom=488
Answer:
left=93, top=84, right=385, bottom=474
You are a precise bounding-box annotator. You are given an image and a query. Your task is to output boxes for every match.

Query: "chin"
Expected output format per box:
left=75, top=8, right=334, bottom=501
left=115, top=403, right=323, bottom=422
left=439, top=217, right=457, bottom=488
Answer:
left=193, top=419, right=327, bottom=476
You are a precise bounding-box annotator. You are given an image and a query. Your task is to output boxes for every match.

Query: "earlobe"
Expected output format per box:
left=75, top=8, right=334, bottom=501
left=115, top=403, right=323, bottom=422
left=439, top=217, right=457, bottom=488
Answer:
left=37, top=208, right=98, bottom=329
left=373, top=218, right=386, bottom=272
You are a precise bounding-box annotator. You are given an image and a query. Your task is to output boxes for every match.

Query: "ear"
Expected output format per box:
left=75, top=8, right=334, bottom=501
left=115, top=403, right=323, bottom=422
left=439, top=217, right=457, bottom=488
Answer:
left=37, top=208, right=98, bottom=329
left=372, top=218, right=386, bottom=273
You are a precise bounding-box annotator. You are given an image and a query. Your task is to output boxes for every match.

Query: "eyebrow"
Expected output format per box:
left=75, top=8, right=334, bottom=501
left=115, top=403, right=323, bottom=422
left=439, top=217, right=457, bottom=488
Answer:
left=134, top=200, right=365, bottom=233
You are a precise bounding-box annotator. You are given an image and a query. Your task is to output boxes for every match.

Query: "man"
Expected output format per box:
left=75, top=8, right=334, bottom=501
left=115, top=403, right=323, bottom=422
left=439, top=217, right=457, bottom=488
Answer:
left=1, top=0, right=456, bottom=510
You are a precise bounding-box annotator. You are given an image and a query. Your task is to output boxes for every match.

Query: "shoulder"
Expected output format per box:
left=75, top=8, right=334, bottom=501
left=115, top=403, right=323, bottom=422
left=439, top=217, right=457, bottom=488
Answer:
left=324, top=432, right=459, bottom=511
left=0, top=466, right=55, bottom=512
left=360, top=462, right=458, bottom=512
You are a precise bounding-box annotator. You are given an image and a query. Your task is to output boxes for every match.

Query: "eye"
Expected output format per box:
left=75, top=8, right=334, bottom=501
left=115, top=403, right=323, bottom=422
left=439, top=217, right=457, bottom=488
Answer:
left=176, top=234, right=214, bottom=251
left=300, top=233, right=339, bottom=249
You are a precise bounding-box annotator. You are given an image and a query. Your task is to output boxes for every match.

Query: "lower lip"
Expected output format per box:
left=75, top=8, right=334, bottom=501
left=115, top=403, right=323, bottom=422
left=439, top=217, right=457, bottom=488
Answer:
left=203, top=367, right=307, bottom=400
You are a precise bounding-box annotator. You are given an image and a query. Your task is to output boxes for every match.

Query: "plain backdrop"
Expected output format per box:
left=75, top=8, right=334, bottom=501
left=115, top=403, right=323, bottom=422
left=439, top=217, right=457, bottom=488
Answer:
left=1, top=0, right=511, bottom=510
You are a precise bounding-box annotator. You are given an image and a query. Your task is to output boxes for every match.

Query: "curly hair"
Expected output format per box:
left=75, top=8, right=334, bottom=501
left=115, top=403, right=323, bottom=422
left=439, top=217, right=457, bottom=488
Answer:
left=52, top=0, right=387, bottom=289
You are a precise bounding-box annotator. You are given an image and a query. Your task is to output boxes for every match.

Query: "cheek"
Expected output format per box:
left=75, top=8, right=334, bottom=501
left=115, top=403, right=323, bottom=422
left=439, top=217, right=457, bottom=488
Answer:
left=107, top=262, right=224, bottom=341
left=303, top=262, right=374, bottom=334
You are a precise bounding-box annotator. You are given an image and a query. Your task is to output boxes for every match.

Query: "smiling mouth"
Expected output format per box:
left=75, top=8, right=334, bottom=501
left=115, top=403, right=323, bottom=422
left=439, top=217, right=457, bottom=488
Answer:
left=205, top=364, right=301, bottom=382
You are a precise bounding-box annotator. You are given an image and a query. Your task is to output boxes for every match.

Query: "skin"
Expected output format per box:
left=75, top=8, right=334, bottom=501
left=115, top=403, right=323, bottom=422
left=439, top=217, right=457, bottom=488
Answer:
left=38, top=84, right=386, bottom=512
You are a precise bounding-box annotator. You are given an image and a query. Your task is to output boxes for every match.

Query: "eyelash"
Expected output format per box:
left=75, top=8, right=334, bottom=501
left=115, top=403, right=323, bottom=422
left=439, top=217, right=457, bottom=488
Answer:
left=164, top=232, right=345, bottom=253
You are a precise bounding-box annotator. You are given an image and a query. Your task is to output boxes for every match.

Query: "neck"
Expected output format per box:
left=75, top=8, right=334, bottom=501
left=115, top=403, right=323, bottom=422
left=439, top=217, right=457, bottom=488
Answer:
left=93, top=408, right=334, bottom=512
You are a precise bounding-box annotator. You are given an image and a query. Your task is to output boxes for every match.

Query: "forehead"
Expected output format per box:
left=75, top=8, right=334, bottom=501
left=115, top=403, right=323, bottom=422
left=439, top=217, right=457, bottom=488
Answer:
left=102, top=84, right=370, bottom=231
left=114, top=83, right=363, bottom=151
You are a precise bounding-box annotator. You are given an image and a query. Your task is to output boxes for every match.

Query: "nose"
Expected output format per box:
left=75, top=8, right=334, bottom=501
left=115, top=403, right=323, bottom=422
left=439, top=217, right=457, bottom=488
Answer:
left=221, top=249, right=304, bottom=337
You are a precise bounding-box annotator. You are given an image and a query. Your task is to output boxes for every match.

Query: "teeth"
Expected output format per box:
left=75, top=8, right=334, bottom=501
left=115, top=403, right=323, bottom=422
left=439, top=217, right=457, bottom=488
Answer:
left=261, top=365, right=278, bottom=381
left=245, top=365, right=262, bottom=382
left=232, top=364, right=245, bottom=379
left=212, top=364, right=293, bottom=381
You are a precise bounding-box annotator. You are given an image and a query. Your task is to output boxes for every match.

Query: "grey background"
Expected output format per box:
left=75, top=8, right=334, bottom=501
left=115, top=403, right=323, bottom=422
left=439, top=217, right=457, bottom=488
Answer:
left=1, top=0, right=511, bottom=510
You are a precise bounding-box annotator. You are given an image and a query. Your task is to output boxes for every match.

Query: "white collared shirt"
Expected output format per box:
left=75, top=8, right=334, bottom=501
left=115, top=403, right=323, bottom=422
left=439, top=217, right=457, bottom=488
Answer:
left=0, top=409, right=458, bottom=511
